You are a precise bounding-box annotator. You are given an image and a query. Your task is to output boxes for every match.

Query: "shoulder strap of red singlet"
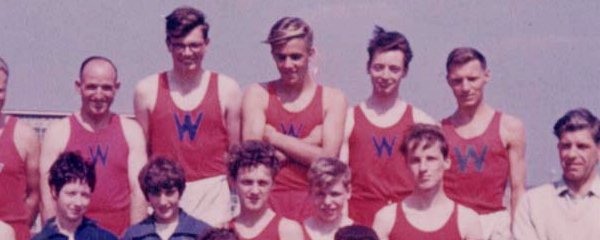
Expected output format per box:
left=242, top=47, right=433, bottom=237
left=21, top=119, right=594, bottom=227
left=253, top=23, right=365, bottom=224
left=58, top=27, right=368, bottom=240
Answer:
left=0, top=116, right=17, bottom=141
left=490, top=111, right=502, bottom=133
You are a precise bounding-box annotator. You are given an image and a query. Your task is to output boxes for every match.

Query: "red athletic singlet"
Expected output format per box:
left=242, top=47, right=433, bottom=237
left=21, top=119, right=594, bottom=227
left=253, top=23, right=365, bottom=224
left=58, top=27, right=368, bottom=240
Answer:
left=389, top=203, right=461, bottom=240
left=65, top=114, right=130, bottom=235
left=149, top=72, right=229, bottom=181
left=348, top=105, right=415, bottom=227
left=231, top=215, right=283, bottom=240
left=0, top=117, right=29, bottom=240
left=265, top=82, right=324, bottom=221
left=442, top=112, right=509, bottom=214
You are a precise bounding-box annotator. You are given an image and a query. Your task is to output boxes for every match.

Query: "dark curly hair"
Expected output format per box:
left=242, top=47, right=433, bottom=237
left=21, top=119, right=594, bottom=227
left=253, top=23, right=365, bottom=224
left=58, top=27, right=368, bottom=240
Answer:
left=138, top=157, right=186, bottom=200
left=227, top=140, right=280, bottom=180
left=367, top=25, right=413, bottom=70
left=49, top=151, right=96, bottom=194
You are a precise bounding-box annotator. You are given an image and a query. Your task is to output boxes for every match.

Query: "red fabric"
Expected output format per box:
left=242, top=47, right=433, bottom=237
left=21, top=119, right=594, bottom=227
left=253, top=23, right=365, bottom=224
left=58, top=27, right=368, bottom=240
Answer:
left=265, top=82, right=323, bottom=221
left=0, top=117, right=29, bottom=240
left=232, top=215, right=282, bottom=240
left=348, top=105, right=415, bottom=226
left=442, top=112, right=509, bottom=214
left=389, top=203, right=461, bottom=240
left=65, top=114, right=130, bottom=235
left=149, top=72, right=229, bottom=181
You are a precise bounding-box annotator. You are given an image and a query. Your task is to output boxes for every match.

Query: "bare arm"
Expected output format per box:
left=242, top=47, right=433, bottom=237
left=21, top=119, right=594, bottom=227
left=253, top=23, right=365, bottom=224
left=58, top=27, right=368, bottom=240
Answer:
left=133, top=76, right=159, bottom=140
left=372, top=203, right=397, bottom=240
left=278, top=218, right=305, bottom=240
left=39, top=119, right=70, bottom=222
left=14, top=121, right=41, bottom=226
left=219, top=75, right=242, bottom=145
left=501, top=115, right=526, bottom=222
left=121, top=118, right=149, bottom=224
left=241, top=83, right=268, bottom=141
left=339, top=108, right=355, bottom=164
left=264, top=88, right=347, bottom=166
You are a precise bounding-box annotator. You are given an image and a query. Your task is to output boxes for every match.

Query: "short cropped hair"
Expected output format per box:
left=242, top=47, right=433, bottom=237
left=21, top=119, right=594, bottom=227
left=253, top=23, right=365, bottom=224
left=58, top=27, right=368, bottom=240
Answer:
left=400, top=124, right=449, bottom=159
left=228, top=140, right=280, bottom=180
left=367, top=26, right=413, bottom=70
left=553, top=108, right=600, bottom=144
left=166, top=6, right=209, bottom=42
left=446, top=47, right=487, bottom=72
left=79, top=56, right=118, bottom=81
left=265, top=17, right=313, bottom=48
left=307, top=157, right=351, bottom=191
left=200, top=228, right=238, bottom=240
left=334, top=225, right=379, bottom=240
left=0, top=57, right=8, bottom=76
left=138, top=157, right=186, bottom=200
left=49, top=151, right=96, bottom=194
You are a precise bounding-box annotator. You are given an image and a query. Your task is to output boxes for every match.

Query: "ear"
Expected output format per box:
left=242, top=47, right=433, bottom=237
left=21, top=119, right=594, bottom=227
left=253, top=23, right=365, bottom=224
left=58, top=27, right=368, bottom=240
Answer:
left=483, top=69, right=491, bottom=83
left=51, top=186, right=59, bottom=200
left=308, top=47, right=316, bottom=58
left=114, top=81, right=121, bottom=90
left=75, top=80, right=82, bottom=91
left=205, top=38, right=210, bottom=47
left=443, top=157, right=451, bottom=170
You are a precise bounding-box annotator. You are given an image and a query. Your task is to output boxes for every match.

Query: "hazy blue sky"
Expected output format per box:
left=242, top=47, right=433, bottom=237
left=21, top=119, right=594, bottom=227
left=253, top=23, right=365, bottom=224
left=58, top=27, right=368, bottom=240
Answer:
left=2, top=1, right=600, bottom=186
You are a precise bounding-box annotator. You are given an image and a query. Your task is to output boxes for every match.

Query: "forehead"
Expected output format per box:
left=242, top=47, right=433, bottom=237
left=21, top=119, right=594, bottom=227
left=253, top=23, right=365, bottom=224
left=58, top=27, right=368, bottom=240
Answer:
left=60, top=180, right=92, bottom=193
left=271, top=38, right=310, bottom=53
left=447, top=60, right=485, bottom=76
left=237, top=164, right=273, bottom=180
left=408, top=141, right=444, bottom=156
left=170, top=26, right=206, bottom=43
left=371, top=50, right=405, bottom=64
left=81, top=60, right=117, bottom=83
left=310, top=178, right=348, bottom=192
left=560, top=129, right=596, bottom=144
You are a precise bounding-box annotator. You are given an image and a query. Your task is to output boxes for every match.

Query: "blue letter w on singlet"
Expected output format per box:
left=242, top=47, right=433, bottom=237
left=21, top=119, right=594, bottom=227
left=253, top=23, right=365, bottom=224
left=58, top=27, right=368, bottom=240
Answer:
left=454, top=145, right=488, bottom=172
left=174, top=112, right=204, bottom=141
left=372, top=135, right=396, bottom=158
left=89, top=145, right=109, bottom=166
left=280, top=123, right=304, bottom=138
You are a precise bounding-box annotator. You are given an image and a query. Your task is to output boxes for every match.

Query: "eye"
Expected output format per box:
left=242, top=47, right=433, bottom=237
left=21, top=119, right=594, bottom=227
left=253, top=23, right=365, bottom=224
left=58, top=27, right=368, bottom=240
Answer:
left=290, top=53, right=304, bottom=61
left=389, top=66, right=403, bottom=73
left=371, top=64, right=384, bottom=71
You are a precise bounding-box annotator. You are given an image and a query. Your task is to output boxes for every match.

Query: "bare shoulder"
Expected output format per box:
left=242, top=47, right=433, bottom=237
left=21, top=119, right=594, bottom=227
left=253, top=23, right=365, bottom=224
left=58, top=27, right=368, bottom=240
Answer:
left=119, top=116, right=145, bottom=139
left=457, top=204, right=483, bottom=239
left=216, top=72, right=241, bottom=90
left=345, top=106, right=356, bottom=129
left=322, top=86, right=347, bottom=104
left=242, top=82, right=270, bottom=104
left=278, top=217, right=304, bottom=237
left=499, top=112, right=525, bottom=141
left=13, top=119, right=39, bottom=148
left=411, top=105, right=438, bottom=125
left=134, top=73, right=161, bottom=105
left=374, top=203, right=397, bottom=223
left=43, top=117, right=70, bottom=140
left=0, top=221, right=15, bottom=240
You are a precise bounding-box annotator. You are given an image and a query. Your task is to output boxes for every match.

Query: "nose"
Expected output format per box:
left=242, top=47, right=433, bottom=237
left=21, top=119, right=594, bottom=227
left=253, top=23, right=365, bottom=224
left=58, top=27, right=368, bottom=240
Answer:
left=250, top=183, right=260, bottom=194
left=283, top=57, right=294, bottom=69
left=418, top=160, right=428, bottom=172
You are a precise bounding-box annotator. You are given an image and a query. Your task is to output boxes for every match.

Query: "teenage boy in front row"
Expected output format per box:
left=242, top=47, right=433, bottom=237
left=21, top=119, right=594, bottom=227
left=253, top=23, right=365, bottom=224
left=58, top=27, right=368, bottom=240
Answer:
left=122, top=157, right=211, bottom=239
left=373, top=124, right=482, bottom=240
left=228, top=140, right=305, bottom=240
left=33, top=152, right=117, bottom=240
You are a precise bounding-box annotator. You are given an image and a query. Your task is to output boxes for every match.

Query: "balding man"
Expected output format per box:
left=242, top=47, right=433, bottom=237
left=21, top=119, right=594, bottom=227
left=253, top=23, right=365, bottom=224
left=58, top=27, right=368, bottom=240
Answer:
left=0, top=57, right=40, bottom=240
left=40, top=56, right=148, bottom=236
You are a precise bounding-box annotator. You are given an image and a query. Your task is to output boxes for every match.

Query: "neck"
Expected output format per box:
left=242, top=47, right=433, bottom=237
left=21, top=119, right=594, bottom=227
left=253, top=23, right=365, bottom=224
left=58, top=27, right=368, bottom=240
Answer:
left=453, top=103, right=490, bottom=123
left=308, top=214, right=347, bottom=233
left=407, top=183, right=447, bottom=210
left=78, top=110, right=112, bottom=130
left=238, top=206, right=271, bottom=224
left=566, top=174, right=597, bottom=197
left=0, top=112, right=6, bottom=127
left=367, top=93, right=400, bottom=113
left=170, top=69, right=204, bottom=89
left=56, top=215, right=82, bottom=237
left=275, top=76, right=315, bottom=100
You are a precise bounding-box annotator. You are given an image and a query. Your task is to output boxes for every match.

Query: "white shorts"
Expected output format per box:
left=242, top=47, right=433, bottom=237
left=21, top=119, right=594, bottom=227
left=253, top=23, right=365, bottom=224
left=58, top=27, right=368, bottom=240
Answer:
left=179, top=175, right=237, bottom=227
left=480, top=210, right=512, bottom=240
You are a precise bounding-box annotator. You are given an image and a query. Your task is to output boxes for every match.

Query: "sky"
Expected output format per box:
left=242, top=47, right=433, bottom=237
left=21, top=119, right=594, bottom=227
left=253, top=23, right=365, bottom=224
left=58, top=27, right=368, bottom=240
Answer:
left=2, top=0, right=600, bottom=186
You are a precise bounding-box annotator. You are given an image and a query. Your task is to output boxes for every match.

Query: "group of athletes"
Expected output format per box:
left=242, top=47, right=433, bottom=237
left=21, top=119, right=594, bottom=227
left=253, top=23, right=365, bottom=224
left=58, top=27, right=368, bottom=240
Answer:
left=1, top=5, right=599, bottom=240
